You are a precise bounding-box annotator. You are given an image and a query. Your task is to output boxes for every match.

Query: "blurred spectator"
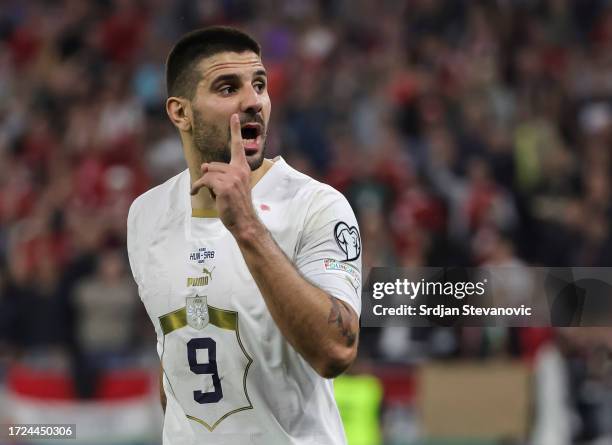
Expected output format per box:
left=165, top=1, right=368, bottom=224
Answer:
left=71, top=249, right=138, bottom=362
left=68, top=248, right=141, bottom=398
left=7, top=244, right=70, bottom=358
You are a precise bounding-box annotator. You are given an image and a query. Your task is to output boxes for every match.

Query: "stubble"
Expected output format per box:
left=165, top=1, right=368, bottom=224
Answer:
left=191, top=108, right=266, bottom=171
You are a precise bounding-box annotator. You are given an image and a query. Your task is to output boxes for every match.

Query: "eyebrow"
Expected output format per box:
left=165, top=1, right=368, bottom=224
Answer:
left=210, top=74, right=240, bottom=88
left=209, top=70, right=268, bottom=89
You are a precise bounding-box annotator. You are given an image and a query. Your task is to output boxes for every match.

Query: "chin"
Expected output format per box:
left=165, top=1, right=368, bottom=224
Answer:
left=247, top=152, right=265, bottom=171
left=246, top=144, right=266, bottom=171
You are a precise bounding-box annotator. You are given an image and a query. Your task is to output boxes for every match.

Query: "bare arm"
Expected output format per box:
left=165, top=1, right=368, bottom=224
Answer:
left=235, top=225, right=358, bottom=378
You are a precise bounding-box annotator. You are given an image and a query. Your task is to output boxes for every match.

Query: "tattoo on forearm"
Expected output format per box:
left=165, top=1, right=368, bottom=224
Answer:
left=327, top=296, right=356, bottom=347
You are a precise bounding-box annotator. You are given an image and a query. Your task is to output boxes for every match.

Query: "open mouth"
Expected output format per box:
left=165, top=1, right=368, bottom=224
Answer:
left=240, top=123, right=262, bottom=140
left=240, top=123, right=263, bottom=153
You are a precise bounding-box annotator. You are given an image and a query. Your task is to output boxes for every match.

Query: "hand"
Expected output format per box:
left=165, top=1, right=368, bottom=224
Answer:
left=190, top=113, right=259, bottom=236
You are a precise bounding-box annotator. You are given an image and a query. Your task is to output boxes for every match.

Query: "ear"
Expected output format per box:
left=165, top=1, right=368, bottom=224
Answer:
left=166, top=97, right=192, bottom=132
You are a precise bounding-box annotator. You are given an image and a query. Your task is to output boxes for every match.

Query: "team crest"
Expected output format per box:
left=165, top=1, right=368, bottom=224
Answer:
left=186, top=296, right=209, bottom=330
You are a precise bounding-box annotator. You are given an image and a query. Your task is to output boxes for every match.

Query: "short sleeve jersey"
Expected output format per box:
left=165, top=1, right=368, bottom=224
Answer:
left=127, top=157, right=362, bottom=445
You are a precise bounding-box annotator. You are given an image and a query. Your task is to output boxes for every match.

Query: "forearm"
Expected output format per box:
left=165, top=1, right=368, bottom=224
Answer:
left=235, top=224, right=359, bottom=378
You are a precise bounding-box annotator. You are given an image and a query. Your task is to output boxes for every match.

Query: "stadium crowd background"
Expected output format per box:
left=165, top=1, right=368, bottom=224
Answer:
left=1, top=0, right=612, bottom=444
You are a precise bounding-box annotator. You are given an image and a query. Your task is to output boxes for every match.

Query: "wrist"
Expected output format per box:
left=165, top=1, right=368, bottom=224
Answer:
left=232, top=218, right=268, bottom=246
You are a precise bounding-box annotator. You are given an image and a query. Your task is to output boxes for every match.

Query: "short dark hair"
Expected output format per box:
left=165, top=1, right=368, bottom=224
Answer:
left=166, top=26, right=261, bottom=99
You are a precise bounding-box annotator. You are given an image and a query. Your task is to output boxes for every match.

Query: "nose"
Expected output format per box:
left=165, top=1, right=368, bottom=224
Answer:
left=240, top=85, right=263, bottom=115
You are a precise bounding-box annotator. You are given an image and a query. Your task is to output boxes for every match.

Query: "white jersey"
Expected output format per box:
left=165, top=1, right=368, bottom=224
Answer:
left=127, top=157, right=362, bottom=445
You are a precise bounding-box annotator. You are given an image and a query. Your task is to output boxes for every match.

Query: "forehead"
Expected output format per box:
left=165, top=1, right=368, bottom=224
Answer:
left=197, top=51, right=265, bottom=82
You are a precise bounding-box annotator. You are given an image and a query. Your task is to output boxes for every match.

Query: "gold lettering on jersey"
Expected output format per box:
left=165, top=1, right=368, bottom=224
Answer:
left=186, top=266, right=215, bottom=287
left=187, top=276, right=209, bottom=286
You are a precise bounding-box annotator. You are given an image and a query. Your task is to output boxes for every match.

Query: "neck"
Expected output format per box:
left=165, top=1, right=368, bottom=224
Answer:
left=185, top=145, right=274, bottom=211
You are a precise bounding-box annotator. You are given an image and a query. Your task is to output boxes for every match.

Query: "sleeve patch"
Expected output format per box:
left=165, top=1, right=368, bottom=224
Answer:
left=323, top=258, right=361, bottom=288
left=334, top=222, right=361, bottom=261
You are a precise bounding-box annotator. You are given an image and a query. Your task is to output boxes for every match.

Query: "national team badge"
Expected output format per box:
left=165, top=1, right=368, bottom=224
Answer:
left=186, top=295, right=209, bottom=330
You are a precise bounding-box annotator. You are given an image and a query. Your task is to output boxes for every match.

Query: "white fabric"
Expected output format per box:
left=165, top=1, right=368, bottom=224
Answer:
left=127, top=157, right=361, bottom=445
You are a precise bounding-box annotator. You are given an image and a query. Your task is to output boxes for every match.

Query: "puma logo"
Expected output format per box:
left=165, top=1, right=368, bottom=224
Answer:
left=187, top=267, right=215, bottom=287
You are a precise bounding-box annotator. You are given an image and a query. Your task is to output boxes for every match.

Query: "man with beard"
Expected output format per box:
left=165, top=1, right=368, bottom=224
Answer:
left=127, top=27, right=362, bottom=444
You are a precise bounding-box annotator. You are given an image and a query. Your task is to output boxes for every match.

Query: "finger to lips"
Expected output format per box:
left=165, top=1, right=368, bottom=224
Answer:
left=230, top=113, right=247, bottom=166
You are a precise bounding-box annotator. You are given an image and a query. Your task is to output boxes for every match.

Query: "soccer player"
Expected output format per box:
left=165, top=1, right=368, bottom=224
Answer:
left=127, top=26, right=362, bottom=444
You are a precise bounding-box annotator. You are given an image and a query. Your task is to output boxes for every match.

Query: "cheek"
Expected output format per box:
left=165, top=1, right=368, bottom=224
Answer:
left=196, top=97, right=232, bottom=120
left=262, top=97, right=272, bottom=122
left=195, top=107, right=227, bottom=133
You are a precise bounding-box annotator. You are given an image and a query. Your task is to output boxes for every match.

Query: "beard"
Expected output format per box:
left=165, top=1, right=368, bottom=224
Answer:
left=192, top=108, right=266, bottom=171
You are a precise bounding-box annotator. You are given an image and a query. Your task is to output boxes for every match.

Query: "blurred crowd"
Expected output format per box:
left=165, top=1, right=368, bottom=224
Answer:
left=2, top=0, right=612, bottom=443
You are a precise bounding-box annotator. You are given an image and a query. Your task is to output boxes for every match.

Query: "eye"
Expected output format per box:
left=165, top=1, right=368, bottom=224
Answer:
left=253, top=80, right=266, bottom=93
left=219, top=85, right=236, bottom=96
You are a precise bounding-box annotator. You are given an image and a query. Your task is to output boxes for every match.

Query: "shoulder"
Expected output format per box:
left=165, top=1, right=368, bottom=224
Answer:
left=128, top=169, right=188, bottom=228
left=273, top=161, right=358, bottom=249
left=275, top=159, right=350, bottom=212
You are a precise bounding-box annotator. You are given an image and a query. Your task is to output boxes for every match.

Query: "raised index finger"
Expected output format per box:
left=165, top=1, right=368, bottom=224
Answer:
left=230, top=113, right=247, bottom=166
